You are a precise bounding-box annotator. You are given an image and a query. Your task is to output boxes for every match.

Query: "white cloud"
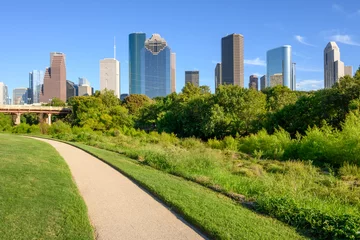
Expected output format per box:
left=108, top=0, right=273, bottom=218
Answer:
left=244, top=58, right=266, bottom=66
left=251, top=73, right=265, bottom=77
left=332, top=4, right=360, bottom=17
left=332, top=3, right=344, bottom=13
left=297, top=67, right=322, bottom=72
left=330, top=34, right=360, bottom=46
left=294, top=35, right=316, bottom=47
left=296, top=80, right=323, bottom=91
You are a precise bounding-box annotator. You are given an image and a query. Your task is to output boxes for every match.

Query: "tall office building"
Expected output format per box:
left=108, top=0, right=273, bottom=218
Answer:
left=292, top=63, right=296, bottom=91
left=266, top=45, right=295, bottom=90
left=221, top=34, right=244, bottom=87
left=129, top=33, right=146, bottom=95
left=324, top=42, right=346, bottom=88
left=249, top=75, right=258, bottom=90
left=185, top=71, right=199, bottom=86
left=344, top=66, right=353, bottom=76
left=215, top=63, right=222, bottom=89
left=171, top=52, right=176, bottom=93
left=0, top=82, right=6, bottom=105
left=66, top=80, right=78, bottom=101
left=78, top=77, right=90, bottom=86
left=40, top=52, right=66, bottom=102
left=29, top=70, right=44, bottom=104
left=13, top=88, right=28, bottom=105
left=141, top=34, right=172, bottom=98
left=100, top=58, right=120, bottom=98
left=260, top=75, right=266, bottom=91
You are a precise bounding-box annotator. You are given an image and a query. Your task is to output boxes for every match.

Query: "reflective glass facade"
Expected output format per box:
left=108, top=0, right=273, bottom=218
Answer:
left=29, top=70, right=44, bottom=104
left=266, top=45, right=295, bottom=90
left=141, top=34, right=171, bottom=98
left=129, top=33, right=146, bottom=94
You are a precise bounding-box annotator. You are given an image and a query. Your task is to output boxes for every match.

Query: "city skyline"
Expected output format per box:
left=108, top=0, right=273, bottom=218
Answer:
left=1, top=0, right=360, bottom=95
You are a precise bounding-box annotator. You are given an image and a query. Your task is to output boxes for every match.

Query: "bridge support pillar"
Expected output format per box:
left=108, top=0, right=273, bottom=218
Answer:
left=14, top=113, right=21, bottom=125
left=47, top=113, right=52, bottom=125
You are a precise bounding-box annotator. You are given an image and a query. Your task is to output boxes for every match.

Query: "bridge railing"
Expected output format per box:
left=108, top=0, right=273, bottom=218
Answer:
left=0, top=105, right=71, bottom=112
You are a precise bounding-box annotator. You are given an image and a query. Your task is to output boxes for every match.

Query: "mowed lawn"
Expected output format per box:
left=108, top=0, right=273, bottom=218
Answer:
left=0, top=135, right=93, bottom=239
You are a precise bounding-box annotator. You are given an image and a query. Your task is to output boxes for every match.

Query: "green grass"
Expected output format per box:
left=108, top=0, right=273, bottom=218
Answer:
left=0, top=134, right=93, bottom=239
left=47, top=129, right=360, bottom=239
left=69, top=142, right=307, bottom=240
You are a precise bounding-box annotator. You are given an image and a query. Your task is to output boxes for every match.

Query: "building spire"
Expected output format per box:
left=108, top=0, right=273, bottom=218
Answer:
left=114, top=36, right=116, bottom=59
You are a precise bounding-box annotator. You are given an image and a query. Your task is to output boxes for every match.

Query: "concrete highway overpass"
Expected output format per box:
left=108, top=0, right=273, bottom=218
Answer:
left=0, top=105, right=71, bottom=125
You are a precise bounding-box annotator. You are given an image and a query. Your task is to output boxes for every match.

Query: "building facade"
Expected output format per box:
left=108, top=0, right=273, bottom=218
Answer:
left=78, top=77, right=90, bottom=86
left=78, top=85, right=92, bottom=96
left=129, top=33, right=146, bottom=95
left=141, top=34, right=171, bottom=98
left=29, top=70, right=44, bottom=104
left=249, top=75, right=258, bottom=90
left=100, top=58, right=120, bottom=98
left=221, top=34, right=244, bottom=87
left=324, top=42, right=345, bottom=88
left=344, top=66, right=353, bottom=76
left=266, top=45, right=295, bottom=90
left=66, top=80, right=78, bottom=101
left=40, top=52, right=66, bottom=102
left=215, top=63, right=222, bottom=89
left=260, top=75, right=266, bottom=91
left=13, top=88, right=28, bottom=105
left=0, top=82, right=6, bottom=105
left=185, top=71, right=199, bottom=86
left=171, top=52, right=176, bottom=93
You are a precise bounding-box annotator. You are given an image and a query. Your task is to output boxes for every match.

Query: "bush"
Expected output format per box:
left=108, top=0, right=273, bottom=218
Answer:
left=12, top=123, right=31, bottom=134
left=256, top=196, right=360, bottom=239
left=0, top=113, right=13, bottom=131
left=239, top=128, right=292, bottom=160
left=48, top=121, right=73, bottom=140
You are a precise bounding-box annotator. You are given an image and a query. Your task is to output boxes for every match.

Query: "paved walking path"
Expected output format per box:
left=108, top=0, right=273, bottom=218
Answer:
left=33, top=138, right=204, bottom=240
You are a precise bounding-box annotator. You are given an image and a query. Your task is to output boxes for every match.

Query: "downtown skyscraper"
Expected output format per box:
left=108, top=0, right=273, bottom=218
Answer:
left=129, top=33, right=146, bottom=95
left=324, top=42, right=352, bottom=88
left=185, top=71, right=199, bottom=87
left=140, top=34, right=173, bottom=98
left=266, top=45, right=296, bottom=90
left=221, top=34, right=244, bottom=87
left=29, top=70, right=44, bottom=104
left=40, top=52, right=66, bottom=102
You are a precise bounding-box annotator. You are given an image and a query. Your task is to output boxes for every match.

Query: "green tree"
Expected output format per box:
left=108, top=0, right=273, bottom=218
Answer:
left=123, top=94, right=152, bottom=115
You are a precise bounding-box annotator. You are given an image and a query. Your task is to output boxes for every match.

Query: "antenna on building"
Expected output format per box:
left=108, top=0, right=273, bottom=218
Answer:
left=114, top=36, right=116, bottom=59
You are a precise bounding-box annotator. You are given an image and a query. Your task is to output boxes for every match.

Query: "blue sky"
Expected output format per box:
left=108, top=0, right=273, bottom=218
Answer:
left=0, top=0, right=359, bottom=95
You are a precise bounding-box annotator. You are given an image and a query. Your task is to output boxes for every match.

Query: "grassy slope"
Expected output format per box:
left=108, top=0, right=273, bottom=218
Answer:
left=0, top=135, right=93, bottom=239
left=70, top=142, right=307, bottom=240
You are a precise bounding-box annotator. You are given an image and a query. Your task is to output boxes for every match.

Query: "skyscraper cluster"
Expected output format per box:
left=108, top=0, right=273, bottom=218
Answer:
left=214, top=34, right=296, bottom=91
left=2, top=32, right=355, bottom=106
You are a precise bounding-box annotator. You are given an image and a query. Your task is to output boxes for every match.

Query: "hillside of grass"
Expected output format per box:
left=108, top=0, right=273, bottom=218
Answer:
left=0, top=134, right=93, bottom=239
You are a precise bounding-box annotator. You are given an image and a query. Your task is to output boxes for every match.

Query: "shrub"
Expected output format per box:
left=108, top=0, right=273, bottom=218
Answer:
left=48, top=121, right=73, bottom=140
left=12, top=123, right=31, bottom=134
left=239, top=128, right=291, bottom=160
left=256, top=196, right=360, bottom=239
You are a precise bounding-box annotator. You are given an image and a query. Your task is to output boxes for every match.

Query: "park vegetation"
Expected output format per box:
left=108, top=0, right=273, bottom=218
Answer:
left=1, top=67, right=360, bottom=239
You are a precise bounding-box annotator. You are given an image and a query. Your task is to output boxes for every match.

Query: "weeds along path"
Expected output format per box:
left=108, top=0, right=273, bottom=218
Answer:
left=31, top=137, right=204, bottom=240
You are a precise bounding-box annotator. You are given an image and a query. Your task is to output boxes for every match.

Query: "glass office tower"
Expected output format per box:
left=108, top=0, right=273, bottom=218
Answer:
left=266, top=45, right=295, bottom=90
left=129, top=33, right=146, bottom=94
left=141, top=34, right=171, bottom=98
left=29, top=70, right=44, bottom=104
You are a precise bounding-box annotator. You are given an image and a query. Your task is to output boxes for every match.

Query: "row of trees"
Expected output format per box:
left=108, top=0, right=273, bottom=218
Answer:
left=12, top=67, right=360, bottom=141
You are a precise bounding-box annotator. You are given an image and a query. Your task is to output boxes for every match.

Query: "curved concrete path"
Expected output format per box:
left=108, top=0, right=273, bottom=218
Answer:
left=32, top=138, right=204, bottom=240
